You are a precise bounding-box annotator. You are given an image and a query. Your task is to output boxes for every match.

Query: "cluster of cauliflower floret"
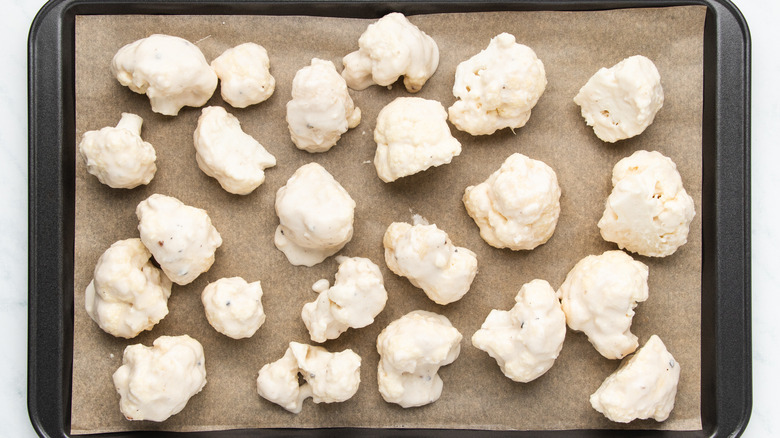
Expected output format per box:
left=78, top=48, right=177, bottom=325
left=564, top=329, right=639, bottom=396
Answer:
left=81, top=11, right=695, bottom=427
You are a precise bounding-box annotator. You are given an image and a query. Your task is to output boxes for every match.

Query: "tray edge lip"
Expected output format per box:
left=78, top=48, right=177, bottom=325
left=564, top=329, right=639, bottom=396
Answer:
left=28, top=0, right=74, bottom=437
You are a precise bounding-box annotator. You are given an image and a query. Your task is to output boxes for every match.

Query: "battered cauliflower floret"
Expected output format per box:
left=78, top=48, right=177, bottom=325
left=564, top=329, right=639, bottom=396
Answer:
left=256, top=342, right=361, bottom=413
left=287, top=58, right=361, bottom=153
left=136, top=194, right=223, bottom=285
left=111, top=34, right=218, bottom=116
left=557, top=250, right=649, bottom=360
left=85, top=238, right=171, bottom=339
left=112, top=335, right=206, bottom=422
left=383, top=218, right=478, bottom=305
left=201, top=277, right=265, bottom=339
left=77, top=113, right=156, bottom=189
left=373, top=97, right=461, bottom=183
left=598, top=150, right=696, bottom=257
left=193, top=106, right=277, bottom=195
left=471, top=279, right=566, bottom=382
left=463, top=153, right=560, bottom=250
left=590, top=335, right=681, bottom=423
left=448, top=33, right=547, bottom=136
left=302, top=256, right=388, bottom=343
left=342, top=12, right=439, bottom=93
left=274, top=163, right=356, bottom=267
left=573, top=55, right=664, bottom=142
left=376, top=310, right=462, bottom=408
left=210, top=42, right=275, bottom=108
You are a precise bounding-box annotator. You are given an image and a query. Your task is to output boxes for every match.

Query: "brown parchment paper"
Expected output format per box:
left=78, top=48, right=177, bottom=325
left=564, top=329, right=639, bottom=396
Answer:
left=72, top=6, right=705, bottom=434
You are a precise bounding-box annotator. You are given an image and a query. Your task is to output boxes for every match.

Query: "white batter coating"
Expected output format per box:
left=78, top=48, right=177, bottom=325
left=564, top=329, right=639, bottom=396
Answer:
left=256, top=342, right=361, bottom=413
left=287, top=58, right=361, bottom=153
left=384, top=219, right=478, bottom=305
left=201, top=277, right=265, bottom=339
left=274, top=163, right=356, bottom=267
left=573, top=55, right=664, bottom=142
left=301, top=256, right=388, bottom=342
left=448, top=33, right=547, bottom=136
left=557, top=250, right=649, bottom=360
left=598, top=150, right=696, bottom=257
left=376, top=310, right=462, bottom=408
left=590, top=335, right=680, bottom=423
left=85, top=238, right=171, bottom=339
left=136, top=194, right=223, bottom=285
left=194, top=106, right=277, bottom=195
left=111, top=34, right=218, bottom=116
left=471, top=279, right=566, bottom=382
left=373, top=97, right=461, bottom=183
left=113, top=335, right=206, bottom=422
left=77, top=113, right=156, bottom=189
left=211, top=42, right=275, bottom=108
left=342, top=12, right=439, bottom=93
left=463, top=153, right=560, bottom=250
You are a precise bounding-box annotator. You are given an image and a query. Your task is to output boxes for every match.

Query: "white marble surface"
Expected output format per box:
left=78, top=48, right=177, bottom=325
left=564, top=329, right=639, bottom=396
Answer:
left=0, top=0, right=775, bottom=436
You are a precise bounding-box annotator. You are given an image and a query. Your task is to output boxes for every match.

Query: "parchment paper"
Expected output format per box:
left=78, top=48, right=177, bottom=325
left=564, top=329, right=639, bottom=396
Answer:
left=72, top=7, right=705, bottom=434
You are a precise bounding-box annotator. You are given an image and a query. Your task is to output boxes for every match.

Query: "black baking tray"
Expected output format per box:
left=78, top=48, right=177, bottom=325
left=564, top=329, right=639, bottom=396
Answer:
left=27, top=0, right=751, bottom=436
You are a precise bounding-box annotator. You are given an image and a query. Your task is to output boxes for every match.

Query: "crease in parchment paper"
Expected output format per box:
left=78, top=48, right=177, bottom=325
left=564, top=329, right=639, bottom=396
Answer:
left=72, top=7, right=705, bottom=434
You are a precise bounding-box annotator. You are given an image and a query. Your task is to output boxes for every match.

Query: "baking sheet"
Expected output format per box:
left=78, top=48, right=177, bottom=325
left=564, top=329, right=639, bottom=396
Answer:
left=72, top=7, right=705, bottom=434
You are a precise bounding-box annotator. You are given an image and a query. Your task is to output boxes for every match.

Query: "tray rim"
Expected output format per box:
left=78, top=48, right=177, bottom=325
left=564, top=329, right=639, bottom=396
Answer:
left=27, top=0, right=751, bottom=436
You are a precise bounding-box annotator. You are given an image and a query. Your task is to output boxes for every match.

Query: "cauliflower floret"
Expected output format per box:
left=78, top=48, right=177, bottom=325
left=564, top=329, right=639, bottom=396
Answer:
left=557, top=250, right=649, bottom=360
left=136, top=194, right=223, bottom=285
left=383, top=218, right=477, bottom=305
left=376, top=310, right=462, bottom=408
left=201, top=277, right=265, bottom=339
left=274, top=163, right=356, bottom=267
left=210, top=42, right=275, bottom=108
left=112, top=335, right=206, bottom=422
left=111, top=34, right=217, bottom=116
left=598, top=150, right=696, bottom=257
left=471, top=279, right=566, bottom=382
left=256, top=342, right=361, bottom=413
left=590, top=335, right=681, bottom=423
left=77, top=113, right=156, bottom=189
left=373, top=97, right=461, bottom=182
left=573, top=55, right=664, bottom=142
left=84, top=238, right=171, bottom=339
left=193, top=106, right=276, bottom=195
left=342, top=12, right=438, bottom=93
left=463, top=153, right=560, bottom=250
left=448, top=33, right=546, bottom=136
left=301, top=256, right=387, bottom=343
left=287, top=58, right=361, bottom=153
